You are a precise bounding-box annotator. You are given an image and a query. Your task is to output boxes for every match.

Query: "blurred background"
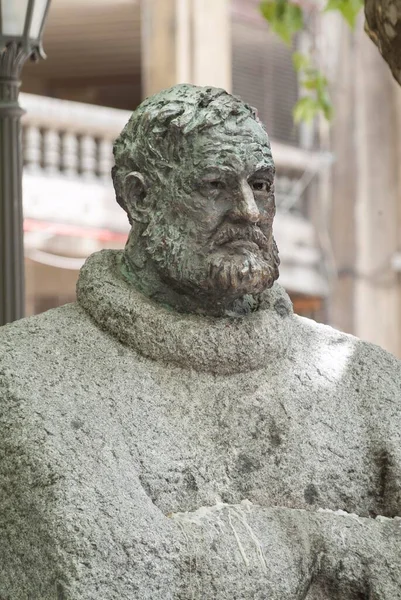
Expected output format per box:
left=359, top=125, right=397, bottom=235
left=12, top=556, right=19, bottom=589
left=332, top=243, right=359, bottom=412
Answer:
left=18, top=0, right=401, bottom=357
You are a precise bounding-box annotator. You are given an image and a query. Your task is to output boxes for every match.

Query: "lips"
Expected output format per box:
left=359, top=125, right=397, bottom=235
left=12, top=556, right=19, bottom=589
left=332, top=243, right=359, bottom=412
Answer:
left=211, top=224, right=269, bottom=252
left=223, top=239, right=260, bottom=252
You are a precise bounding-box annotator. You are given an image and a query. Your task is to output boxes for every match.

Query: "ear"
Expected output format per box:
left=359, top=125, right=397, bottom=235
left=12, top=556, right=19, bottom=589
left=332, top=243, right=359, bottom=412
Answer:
left=123, top=171, right=150, bottom=224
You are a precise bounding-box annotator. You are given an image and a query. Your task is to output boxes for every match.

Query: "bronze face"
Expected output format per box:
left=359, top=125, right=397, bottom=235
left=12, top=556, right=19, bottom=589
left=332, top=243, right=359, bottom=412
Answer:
left=143, top=118, right=278, bottom=299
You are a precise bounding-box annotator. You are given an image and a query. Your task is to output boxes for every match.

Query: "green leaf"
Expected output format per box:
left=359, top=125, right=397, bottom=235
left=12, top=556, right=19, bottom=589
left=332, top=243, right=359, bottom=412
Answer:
left=315, top=74, right=329, bottom=94
left=302, top=78, right=319, bottom=90
left=319, top=92, right=334, bottom=120
left=293, top=97, right=319, bottom=123
left=293, top=93, right=334, bottom=123
left=325, top=0, right=342, bottom=10
left=260, top=0, right=304, bottom=45
left=292, top=52, right=310, bottom=72
left=285, top=3, right=303, bottom=31
left=260, top=0, right=276, bottom=21
left=272, top=21, right=293, bottom=44
left=301, top=72, right=327, bottom=92
left=324, top=0, right=363, bottom=29
left=322, top=99, right=334, bottom=121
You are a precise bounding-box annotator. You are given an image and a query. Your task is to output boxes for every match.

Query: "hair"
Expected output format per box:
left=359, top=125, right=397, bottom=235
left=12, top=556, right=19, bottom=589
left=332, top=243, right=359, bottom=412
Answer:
left=112, top=83, right=263, bottom=220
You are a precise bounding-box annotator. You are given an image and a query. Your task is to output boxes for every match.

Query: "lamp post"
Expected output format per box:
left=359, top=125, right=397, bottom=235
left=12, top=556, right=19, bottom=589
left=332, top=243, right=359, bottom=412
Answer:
left=0, top=0, right=51, bottom=326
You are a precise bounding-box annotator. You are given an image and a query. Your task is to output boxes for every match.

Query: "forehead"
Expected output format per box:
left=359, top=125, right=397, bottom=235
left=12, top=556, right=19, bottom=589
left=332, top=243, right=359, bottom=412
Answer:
left=190, top=117, right=274, bottom=175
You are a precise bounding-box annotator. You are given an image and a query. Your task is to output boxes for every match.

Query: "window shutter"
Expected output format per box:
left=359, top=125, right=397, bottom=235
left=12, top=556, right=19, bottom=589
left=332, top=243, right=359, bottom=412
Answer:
left=232, top=18, right=299, bottom=145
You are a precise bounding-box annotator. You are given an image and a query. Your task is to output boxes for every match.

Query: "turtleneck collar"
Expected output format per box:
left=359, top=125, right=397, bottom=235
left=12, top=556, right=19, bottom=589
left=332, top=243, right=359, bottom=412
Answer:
left=77, top=250, right=294, bottom=375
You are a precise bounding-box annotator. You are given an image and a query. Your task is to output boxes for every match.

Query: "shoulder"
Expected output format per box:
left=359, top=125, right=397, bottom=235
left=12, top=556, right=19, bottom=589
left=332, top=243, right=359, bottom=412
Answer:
left=0, top=302, right=100, bottom=360
left=290, top=314, right=401, bottom=400
left=0, top=303, right=110, bottom=399
left=0, top=302, right=88, bottom=344
left=295, top=314, right=400, bottom=364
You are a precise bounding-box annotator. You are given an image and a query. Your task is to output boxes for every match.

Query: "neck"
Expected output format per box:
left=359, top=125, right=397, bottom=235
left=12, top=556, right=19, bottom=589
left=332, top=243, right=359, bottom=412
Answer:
left=122, top=231, right=270, bottom=318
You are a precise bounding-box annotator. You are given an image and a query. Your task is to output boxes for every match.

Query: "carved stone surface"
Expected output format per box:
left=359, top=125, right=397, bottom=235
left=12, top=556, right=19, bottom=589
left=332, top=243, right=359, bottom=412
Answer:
left=1, top=84, right=401, bottom=599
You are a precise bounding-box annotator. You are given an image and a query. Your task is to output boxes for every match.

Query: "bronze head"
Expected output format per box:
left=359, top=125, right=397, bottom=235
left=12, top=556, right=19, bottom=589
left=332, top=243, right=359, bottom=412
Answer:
left=112, top=84, right=279, bottom=316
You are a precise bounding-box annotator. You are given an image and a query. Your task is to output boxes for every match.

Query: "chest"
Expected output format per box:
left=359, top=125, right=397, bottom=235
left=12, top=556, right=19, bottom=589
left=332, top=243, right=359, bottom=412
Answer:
left=127, top=369, right=381, bottom=518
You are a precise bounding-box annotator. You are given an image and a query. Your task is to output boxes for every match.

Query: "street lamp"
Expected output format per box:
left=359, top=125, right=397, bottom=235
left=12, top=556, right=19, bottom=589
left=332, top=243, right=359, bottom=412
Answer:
left=0, top=0, right=52, bottom=326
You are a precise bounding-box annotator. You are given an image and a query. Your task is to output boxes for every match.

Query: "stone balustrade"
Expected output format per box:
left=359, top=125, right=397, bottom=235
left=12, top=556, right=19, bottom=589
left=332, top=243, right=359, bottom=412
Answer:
left=20, top=93, right=129, bottom=180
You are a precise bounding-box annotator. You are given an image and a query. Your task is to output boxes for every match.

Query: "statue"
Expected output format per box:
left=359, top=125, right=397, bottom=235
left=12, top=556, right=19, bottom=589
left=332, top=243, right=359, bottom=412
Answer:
left=1, top=84, right=401, bottom=599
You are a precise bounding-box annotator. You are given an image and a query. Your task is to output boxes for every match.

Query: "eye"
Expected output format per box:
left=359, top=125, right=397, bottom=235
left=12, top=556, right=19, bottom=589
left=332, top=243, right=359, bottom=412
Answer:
left=250, top=180, right=269, bottom=192
left=207, top=180, right=225, bottom=190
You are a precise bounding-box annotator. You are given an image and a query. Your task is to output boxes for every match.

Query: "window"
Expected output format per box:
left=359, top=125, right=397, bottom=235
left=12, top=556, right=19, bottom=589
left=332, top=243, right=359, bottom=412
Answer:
left=232, top=14, right=299, bottom=145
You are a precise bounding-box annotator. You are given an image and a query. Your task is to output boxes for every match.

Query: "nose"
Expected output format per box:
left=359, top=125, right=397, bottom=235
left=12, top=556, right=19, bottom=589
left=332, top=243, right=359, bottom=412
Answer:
left=230, top=179, right=260, bottom=224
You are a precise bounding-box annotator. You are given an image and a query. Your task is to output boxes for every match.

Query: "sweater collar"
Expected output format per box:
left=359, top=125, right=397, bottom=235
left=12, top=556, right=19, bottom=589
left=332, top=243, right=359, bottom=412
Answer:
left=77, top=250, right=293, bottom=375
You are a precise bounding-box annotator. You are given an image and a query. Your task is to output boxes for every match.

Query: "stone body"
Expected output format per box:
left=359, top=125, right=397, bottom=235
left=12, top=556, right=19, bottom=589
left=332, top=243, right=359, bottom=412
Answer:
left=1, top=84, right=401, bottom=598
left=0, top=250, right=401, bottom=599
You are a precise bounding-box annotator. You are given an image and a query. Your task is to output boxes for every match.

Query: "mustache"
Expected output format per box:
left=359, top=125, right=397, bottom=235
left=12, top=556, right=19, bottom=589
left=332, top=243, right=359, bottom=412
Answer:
left=211, top=224, right=269, bottom=250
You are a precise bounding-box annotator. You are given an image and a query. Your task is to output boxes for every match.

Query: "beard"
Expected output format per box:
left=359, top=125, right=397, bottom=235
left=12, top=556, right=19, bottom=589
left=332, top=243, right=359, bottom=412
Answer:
left=204, top=222, right=280, bottom=297
left=143, top=214, right=280, bottom=300
left=204, top=244, right=279, bottom=297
